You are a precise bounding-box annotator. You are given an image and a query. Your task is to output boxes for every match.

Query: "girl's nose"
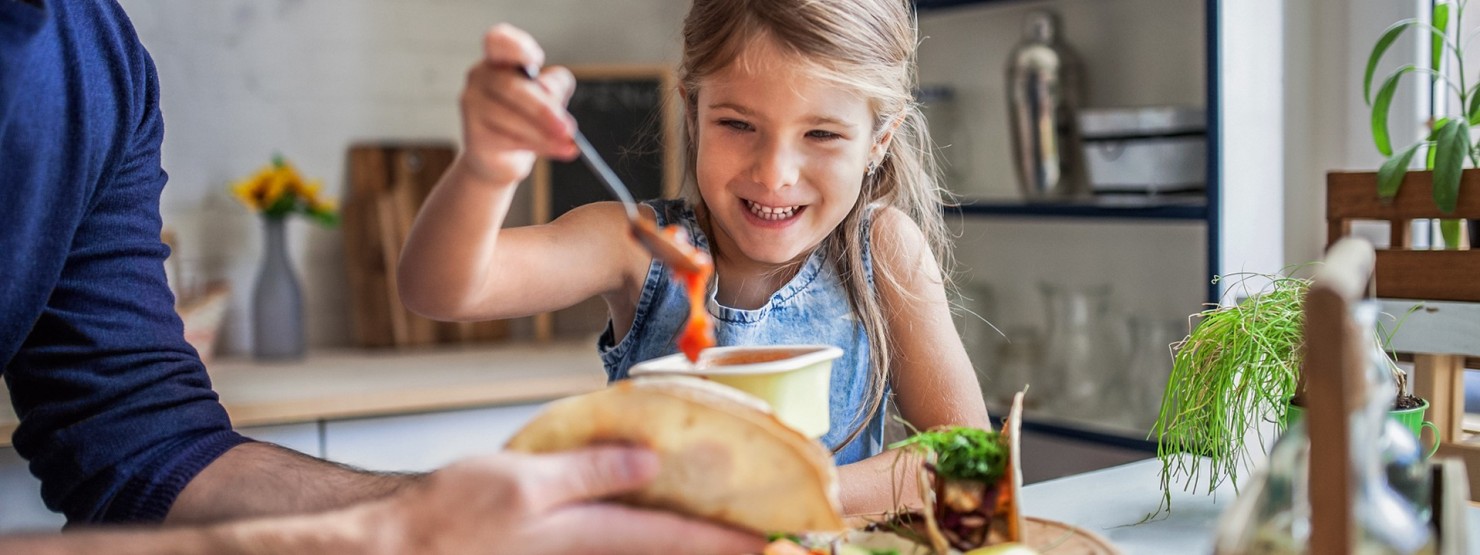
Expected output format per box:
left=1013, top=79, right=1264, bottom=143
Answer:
left=749, top=137, right=800, bottom=190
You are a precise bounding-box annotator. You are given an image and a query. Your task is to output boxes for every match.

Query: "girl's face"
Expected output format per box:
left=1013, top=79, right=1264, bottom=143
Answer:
left=692, top=38, right=883, bottom=268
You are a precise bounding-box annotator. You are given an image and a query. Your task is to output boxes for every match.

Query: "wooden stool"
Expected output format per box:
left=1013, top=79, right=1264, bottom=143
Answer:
left=1327, top=171, right=1480, bottom=500
left=1303, top=238, right=1468, bottom=554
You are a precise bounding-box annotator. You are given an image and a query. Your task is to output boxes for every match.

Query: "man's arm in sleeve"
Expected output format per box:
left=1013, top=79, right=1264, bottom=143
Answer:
left=5, top=7, right=413, bottom=523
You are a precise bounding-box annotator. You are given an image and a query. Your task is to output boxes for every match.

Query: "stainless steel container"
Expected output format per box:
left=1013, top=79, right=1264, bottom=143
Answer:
left=1007, top=10, right=1087, bottom=200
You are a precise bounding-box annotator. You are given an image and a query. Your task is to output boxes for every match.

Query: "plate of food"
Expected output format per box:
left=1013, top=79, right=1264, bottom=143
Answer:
left=505, top=378, right=1117, bottom=554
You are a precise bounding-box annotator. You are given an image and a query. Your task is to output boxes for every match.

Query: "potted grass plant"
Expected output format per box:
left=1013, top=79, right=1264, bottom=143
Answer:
left=1148, top=271, right=1429, bottom=515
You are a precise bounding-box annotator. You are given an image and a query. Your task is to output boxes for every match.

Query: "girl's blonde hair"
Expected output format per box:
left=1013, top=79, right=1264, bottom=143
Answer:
left=677, top=0, right=953, bottom=451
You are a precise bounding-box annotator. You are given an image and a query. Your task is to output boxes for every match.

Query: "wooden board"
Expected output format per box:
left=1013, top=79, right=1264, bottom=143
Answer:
left=1372, top=250, right=1480, bottom=302
left=1327, top=171, right=1480, bottom=220
left=1435, top=443, right=1480, bottom=505
left=344, top=142, right=510, bottom=348
left=1023, top=516, right=1120, bottom=554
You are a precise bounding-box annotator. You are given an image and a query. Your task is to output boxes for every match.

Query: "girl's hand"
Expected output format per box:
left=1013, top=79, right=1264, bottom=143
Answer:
left=457, top=24, right=580, bottom=186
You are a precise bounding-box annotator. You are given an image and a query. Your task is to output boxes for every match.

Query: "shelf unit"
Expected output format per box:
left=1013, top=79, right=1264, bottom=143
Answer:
left=920, top=0, right=1222, bottom=305
left=952, top=198, right=1209, bottom=221
left=918, top=0, right=1224, bottom=452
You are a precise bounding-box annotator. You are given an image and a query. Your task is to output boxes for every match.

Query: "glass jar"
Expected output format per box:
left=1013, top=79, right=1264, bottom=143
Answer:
left=1124, top=317, right=1187, bottom=431
left=986, top=326, right=1041, bottom=410
left=1038, top=283, right=1123, bottom=420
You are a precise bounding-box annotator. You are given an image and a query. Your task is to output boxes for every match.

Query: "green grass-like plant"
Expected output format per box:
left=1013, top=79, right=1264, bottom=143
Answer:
left=1150, top=273, right=1307, bottom=516
left=1148, top=270, right=1417, bottom=518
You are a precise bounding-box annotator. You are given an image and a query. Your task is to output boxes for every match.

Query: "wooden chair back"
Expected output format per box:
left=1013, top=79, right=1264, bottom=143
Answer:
left=1326, top=171, right=1479, bottom=302
left=1327, top=171, right=1480, bottom=501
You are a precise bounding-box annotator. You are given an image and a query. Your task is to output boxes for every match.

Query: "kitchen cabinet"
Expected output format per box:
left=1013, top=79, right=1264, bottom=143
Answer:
left=323, top=403, right=545, bottom=473
left=0, top=446, right=58, bottom=533
left=917, top=0, right=1284, bottom=454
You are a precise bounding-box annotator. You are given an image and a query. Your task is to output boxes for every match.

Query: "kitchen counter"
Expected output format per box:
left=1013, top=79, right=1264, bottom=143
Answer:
left=0, top=340, right=607, bottom=448
left=1023, top=458, right=1480, bottom=554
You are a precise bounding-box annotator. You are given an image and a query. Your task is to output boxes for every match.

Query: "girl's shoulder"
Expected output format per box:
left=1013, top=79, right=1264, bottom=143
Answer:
left=866, top=204, right=928, bottom=256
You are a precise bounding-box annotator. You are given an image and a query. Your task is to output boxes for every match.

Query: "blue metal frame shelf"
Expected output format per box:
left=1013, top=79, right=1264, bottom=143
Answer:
left=952, top=198, right=1208, bottom=221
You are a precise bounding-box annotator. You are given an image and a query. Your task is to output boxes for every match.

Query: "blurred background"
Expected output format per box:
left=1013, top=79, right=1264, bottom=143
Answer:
left=2, top=0, right=1477, bottom=533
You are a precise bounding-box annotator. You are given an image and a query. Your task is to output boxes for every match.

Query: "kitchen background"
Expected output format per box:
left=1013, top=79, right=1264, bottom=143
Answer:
left=2, top=0, right=1471, bottom=533
left=133, top=0, right=1371, bottom=428
left=135, top=0, right=1393, bottom=357
left=126, top=0, right=1439, bottom=481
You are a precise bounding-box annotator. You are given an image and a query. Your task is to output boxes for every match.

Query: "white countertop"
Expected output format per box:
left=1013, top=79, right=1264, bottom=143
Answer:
left=0, top=340, right=607, bottom=447
left=1023, top=458, right=1479, bottom=554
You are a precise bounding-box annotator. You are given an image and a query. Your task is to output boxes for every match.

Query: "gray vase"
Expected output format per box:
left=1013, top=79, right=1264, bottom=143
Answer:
left=252, top=217, right=305, bottom=360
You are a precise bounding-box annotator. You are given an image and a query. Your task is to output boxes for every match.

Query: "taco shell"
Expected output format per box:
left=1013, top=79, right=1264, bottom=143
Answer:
left=504, top=375, right=847, bottom=534
left=995, top=390, right=1025, bottom=543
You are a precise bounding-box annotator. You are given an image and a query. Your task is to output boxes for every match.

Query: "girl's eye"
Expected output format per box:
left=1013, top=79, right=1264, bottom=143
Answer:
left=806, top=130, right=843, bottom=141
left=718, top=119, right=752, bottom=132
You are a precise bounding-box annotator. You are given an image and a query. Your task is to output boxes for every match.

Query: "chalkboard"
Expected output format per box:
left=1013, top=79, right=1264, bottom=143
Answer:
left=530, top=66, right=680, bottom=341
left=535, top=66, right=680, bottom=221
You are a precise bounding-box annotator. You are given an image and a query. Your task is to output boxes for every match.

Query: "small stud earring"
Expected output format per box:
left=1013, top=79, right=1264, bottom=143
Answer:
left=865, top=161, right=877, bottom=177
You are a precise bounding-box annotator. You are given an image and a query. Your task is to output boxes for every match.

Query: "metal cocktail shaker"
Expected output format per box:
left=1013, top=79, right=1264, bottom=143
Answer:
left=1007, top=10, right=1087, bottom=200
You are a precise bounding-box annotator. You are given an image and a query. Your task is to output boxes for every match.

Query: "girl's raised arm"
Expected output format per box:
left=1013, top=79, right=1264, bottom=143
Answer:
left=398, top=25, right=646, bottom=322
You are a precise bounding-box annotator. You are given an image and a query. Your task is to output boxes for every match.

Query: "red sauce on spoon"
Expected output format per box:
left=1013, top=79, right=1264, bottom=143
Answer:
left=646, top=224, right=714, bottom=362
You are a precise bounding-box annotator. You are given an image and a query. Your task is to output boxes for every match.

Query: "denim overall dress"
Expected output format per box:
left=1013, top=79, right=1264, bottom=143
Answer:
left=598, top=199, right=884, bottom=465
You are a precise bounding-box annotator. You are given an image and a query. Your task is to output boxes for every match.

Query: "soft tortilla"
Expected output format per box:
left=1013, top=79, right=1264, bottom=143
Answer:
left=504, top=375, right=846, bottom=534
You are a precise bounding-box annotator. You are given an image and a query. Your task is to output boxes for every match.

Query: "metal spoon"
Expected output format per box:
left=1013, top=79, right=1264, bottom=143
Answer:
left=518, top=65, right=704, bottom=274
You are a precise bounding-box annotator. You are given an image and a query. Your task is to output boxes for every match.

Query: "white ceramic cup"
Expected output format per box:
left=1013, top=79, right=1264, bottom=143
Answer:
left=629, top=345, right=842, bottom=438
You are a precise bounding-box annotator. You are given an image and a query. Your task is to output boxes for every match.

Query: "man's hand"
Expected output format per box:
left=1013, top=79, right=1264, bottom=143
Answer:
left=1, top=447, right=765, bottom=555
left=367, top=446, right=766, bottom=554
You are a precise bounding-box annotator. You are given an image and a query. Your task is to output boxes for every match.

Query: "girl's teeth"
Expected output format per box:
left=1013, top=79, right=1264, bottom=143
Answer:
left=746, top=200, right=798, bottom=221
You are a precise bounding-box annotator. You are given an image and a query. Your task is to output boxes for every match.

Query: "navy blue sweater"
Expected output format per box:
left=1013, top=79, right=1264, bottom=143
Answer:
left=1, top=0, right=247, bottom=523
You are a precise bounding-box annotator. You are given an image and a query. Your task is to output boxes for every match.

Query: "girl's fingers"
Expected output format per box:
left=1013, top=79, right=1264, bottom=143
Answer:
left=463, top=63, right=576, bottom=157
left=482, top=23, right=544, bottom=70
left=474, top=63, right=572, bottom=140
left=538, top=65, right=578, bottom=110
left=464, top=88, right=569, bottom=158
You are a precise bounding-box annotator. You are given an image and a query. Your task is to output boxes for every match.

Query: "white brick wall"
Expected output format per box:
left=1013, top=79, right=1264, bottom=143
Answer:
left=122, top=0, right=687, bottom=353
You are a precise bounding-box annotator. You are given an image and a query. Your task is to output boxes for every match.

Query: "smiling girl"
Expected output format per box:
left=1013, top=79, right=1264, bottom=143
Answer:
left=398, top=0, right=990, bottom=517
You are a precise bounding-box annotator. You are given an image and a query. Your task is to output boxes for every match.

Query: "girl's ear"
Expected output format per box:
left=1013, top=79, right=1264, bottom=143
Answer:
left=870, top=113, right=906, bottom=163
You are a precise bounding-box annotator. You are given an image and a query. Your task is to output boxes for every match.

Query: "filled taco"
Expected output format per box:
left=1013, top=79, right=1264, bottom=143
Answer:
left=503, top=375, right=847, bottom=534
left=763, top=391, right=1027, bottom=555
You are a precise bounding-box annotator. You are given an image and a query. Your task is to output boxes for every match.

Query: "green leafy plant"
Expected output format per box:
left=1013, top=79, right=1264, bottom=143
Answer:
left=1149, top=271, right=1418, bottom=516
left=890, top=427, right=1008, bottom=484
left=1366, top=1, right=1471, bottom=246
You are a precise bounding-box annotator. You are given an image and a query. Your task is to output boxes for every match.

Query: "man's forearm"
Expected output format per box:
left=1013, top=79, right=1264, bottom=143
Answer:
left=2, top=502, right=392, bottom=555
left=166, top=442, right=422, bottom=525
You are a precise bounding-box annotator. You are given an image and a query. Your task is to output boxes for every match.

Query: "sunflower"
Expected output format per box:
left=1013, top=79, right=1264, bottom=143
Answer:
left=229, top=155, right=338, bottom=225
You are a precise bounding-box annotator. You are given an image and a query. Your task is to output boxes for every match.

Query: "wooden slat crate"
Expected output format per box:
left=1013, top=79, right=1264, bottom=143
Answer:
left=1326, top=171, right=1479, bottom=302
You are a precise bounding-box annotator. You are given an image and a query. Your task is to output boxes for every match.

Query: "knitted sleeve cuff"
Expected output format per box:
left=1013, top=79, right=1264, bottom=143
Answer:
left=103, top=429, right=254, bottom=523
